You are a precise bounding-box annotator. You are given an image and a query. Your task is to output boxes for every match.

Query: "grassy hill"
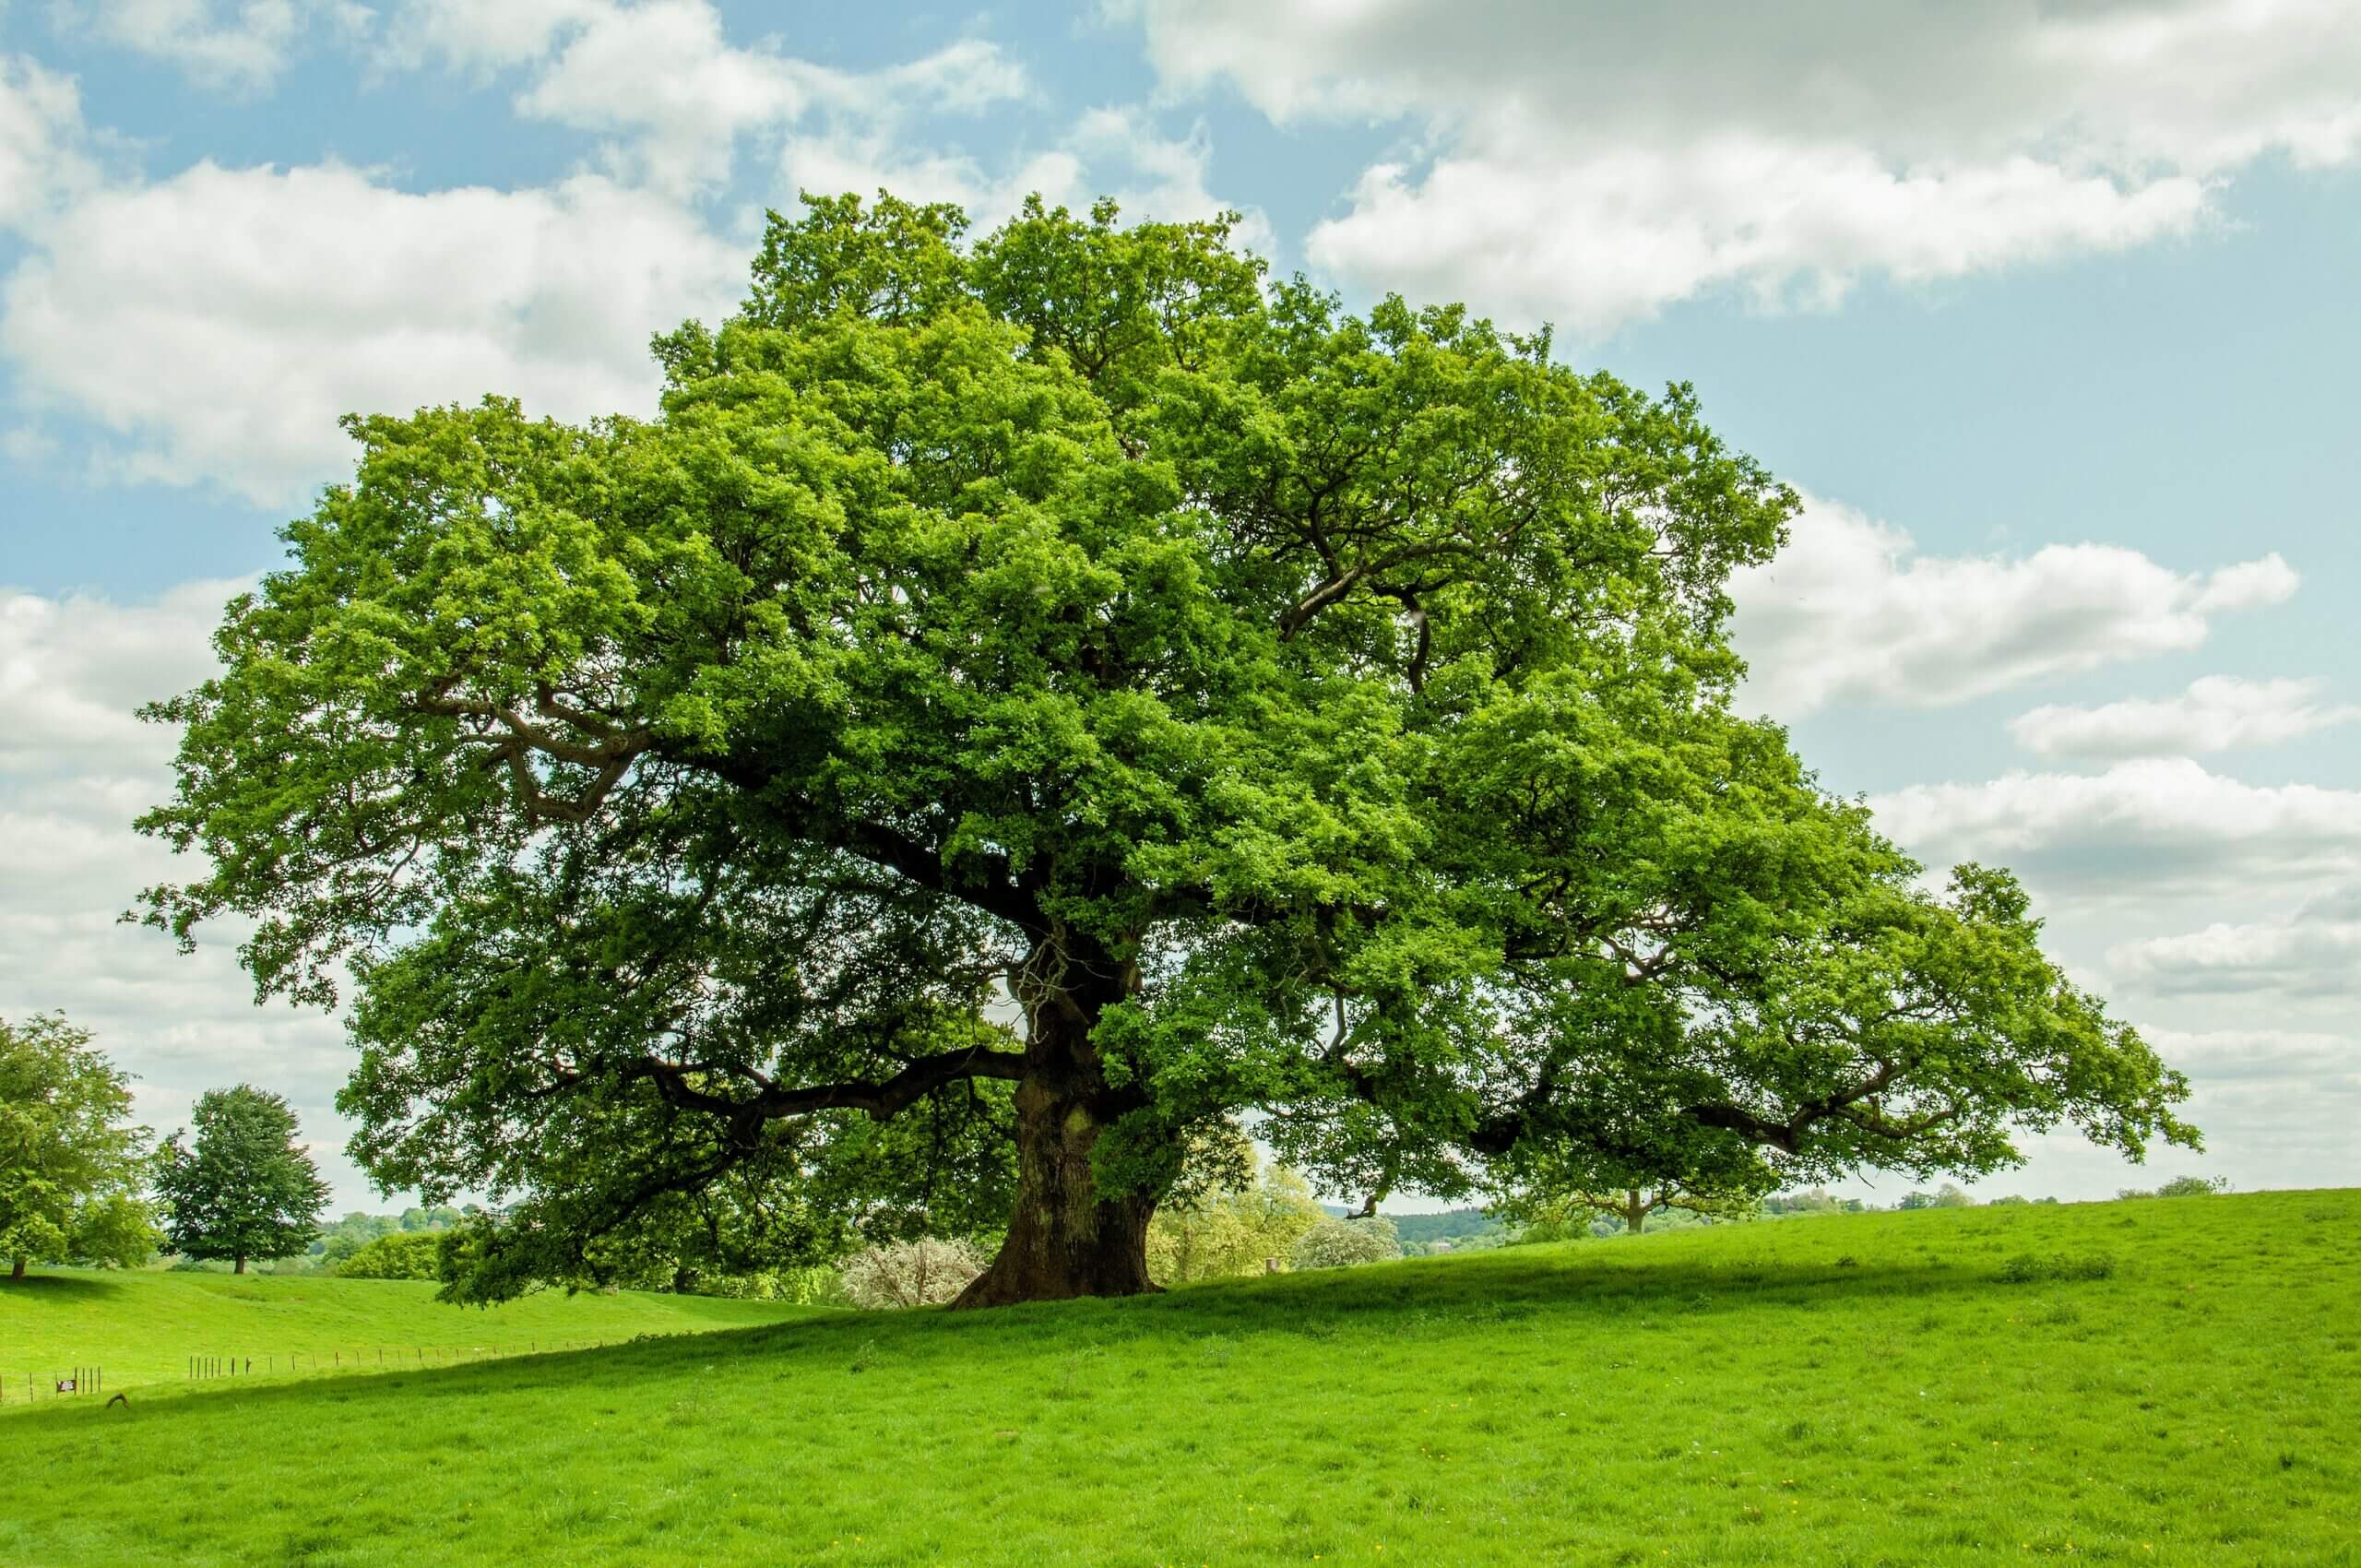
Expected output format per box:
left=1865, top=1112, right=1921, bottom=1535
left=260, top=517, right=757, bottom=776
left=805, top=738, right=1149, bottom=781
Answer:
left=0, top=1268, right=824, bottom=1400
left=1, top=1190, right=2354, bottom=1566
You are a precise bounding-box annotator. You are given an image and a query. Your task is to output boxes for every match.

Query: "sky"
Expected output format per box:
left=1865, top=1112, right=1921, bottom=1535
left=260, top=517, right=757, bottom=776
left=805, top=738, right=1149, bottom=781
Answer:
left=1, top=0, right=2356, bottom=1214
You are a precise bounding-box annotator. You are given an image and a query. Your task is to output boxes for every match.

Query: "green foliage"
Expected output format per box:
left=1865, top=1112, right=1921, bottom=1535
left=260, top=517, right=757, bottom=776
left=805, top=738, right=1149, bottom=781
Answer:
left=4, top=1192, right=2353, bottom=1564
left=1387, top=1207, right=1505, bottom=1252
left=1997, top=1250, right=2118, bottom=1283
left=0, top=1015, right=158, bottom=1278
left=153, top=1086, right=331, bottom=1271
left=334, top=1230, right=447, bottom=1280
left=134, top=189, right=2200, bottom=1304
left=1146, top=1132, right=1324, bottom=1284
left=2123, top=1175, right=2230, bottom=1199
left=1290, top=1216, right=1400, bottom=1270
left=1762, top=1187, right=1868, bottom=1218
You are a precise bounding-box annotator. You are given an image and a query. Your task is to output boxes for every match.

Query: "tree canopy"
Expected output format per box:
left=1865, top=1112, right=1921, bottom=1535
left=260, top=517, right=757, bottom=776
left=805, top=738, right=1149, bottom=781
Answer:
left=138, top=192, right=2196, bottom=1308
left=0, top=1015, right=157, bottom=1282
left=155, top=1085, right=332, bottom=1273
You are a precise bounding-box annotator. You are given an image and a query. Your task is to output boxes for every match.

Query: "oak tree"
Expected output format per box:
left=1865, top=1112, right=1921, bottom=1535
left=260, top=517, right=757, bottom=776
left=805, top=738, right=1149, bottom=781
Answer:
left=0, top=1015, right=157, bottom=1282
left=138, top=193, right=2196, bottom=1308
left=155, top=1085, right=331, bottom=1273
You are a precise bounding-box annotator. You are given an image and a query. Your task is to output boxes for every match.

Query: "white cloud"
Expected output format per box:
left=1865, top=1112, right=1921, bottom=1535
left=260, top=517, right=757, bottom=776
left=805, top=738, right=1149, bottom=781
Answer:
left=0, top=587, right=375, bottom=1205
left=2111, top=887, right=2361, bottom=999
left=0, top=53, right=91, bottom=231
left=1730, top=497, right=2297, bottom=718
left=63, top=0, right=370, bottom=94
left=2, top=162, right=744, bottom=504
left=379, top=0, right=605, bottom=72
left=2011, top=676, right=2361, bottom=759
left=780, top=103, right=1273, bottom=251
left=1867, top=759, right=2361, bottom=898
left=1132, top=0, right=2361, bottom=329
left=509, top=0, right=810, bottom=196
left=0, top=576, right=244, bottom=771
left=382, top=0, right=1029, bottom=197
left=1310, top=133, right=2207, bottom=336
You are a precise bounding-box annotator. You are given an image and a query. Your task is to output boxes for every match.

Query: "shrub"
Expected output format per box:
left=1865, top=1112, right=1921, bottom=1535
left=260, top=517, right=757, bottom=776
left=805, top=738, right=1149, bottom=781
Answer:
left=1290, top=1217, right=1400, bottom=1271
left=839, top=1238, right=988, bottom=1309
left=1999, top=1251, right=2118, bottom=1284
left=334, top=1230, right=445, bottom=1280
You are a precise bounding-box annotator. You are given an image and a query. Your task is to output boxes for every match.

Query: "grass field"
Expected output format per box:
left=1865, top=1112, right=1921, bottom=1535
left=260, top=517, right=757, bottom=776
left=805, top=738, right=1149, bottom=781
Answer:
left=0, top=1268, right=824, bottom=1403
left=1, top=1190, right=2354, bottom=1567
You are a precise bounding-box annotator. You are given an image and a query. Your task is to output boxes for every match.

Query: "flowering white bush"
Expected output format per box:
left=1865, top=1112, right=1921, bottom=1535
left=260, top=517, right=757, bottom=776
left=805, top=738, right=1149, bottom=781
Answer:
left=1289, top=1217, right=1400, bottom=1271
left=839, top=1237, right=989, bottom=1309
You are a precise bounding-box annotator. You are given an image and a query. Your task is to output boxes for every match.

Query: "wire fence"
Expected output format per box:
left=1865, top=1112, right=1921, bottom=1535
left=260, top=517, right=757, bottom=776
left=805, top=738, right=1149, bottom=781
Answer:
left=6, top=1337, right=623, bottom=1407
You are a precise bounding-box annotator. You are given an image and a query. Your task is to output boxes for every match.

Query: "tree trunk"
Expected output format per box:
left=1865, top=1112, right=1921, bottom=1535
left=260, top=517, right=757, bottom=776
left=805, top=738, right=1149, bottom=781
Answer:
left=8, top=1255, right=24, bottom=1283
left=954, top=936, right=1159, bottom=1309
left=234, top=1255, right=246, bottom=1275
left=1624, top=1191, right=1647, bottom=1235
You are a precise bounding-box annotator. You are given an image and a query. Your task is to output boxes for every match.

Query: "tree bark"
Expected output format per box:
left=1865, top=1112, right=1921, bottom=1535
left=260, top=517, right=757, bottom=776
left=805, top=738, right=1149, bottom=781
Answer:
left=953, top=936, right=1159, bottom=1309
left=8, top=1255, right=24, bottom=1283
left=1624, top=1190, right=1648, bottom=1235
left=234, top=1255, right=246, bottom=1275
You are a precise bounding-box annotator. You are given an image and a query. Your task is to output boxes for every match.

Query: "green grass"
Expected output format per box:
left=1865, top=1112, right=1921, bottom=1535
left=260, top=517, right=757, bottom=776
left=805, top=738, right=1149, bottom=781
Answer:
left=0, top=1267, right=821, bottom=1400
left=2, top=1191, right=2355, bottom=1567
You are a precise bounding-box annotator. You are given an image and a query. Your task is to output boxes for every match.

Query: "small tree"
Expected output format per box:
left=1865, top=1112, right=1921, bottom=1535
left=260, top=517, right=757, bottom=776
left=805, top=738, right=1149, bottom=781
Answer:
left=334, top=1229, right=445, bottom=1280
left=1291, top=1216, right=1399, bottom=1270
left=1147, top=1131, right=1326, bottom=1285
left=840, top=1237, right=989, bottom=1309
left=0, top=1015, right=158, bottom=1282
left=154, top=1086, right=330, bottom=1273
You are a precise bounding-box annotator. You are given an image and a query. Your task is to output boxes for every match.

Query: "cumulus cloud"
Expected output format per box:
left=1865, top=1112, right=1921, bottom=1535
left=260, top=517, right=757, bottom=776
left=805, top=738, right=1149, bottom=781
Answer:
left=1130, top=0, right=2361, bottom=330
left=377, top=0, right=1030, bottom=197
left=0, top=586, right=372, bottom=1203
left=781, top=103, right=1273, bottom=250
left=1867, top=759, right=2361, bottom=899
left=1729, top=497, right=2297, bottom=718
left=0, top=53, right=91, bottom=231
left=2011, top=676, right=2361, bottom=760
left=2111, top=887, right=2361, bottom=999
left=0, top=576, right=246, bottom=771
left=1, top=163, right=745, bottom=503
left=62, top=0, right=370, bottom=94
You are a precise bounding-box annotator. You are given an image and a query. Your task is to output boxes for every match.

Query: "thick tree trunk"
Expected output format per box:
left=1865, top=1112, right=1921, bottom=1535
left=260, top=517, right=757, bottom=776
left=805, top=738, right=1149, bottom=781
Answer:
left=954, top=937, right=1159, bottom=1309
left=1624, top=1191, right=1648, bottom=1235
left=8, top=1255, right=24, bottom=1283
left=233, top=1255, right=246, bottom=1275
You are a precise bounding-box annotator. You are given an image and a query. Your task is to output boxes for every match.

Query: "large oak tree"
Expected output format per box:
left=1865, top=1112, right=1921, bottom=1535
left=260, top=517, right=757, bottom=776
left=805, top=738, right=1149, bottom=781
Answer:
left=139, top=195, right=2194, bottom=1307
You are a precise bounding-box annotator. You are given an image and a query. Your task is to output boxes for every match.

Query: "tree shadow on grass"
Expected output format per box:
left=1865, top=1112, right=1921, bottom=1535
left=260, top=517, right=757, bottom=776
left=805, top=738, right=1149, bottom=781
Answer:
left=0, top=1246, right=2030, bottom=1436
left=0, top=1272, right=129, bottom=1302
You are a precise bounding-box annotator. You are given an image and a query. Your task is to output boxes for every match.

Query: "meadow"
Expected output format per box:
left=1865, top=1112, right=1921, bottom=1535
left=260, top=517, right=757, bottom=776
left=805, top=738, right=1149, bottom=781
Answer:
left=0, top=1269, right=818, bottom=1402
left=1, top=1190, right=2354, bottom=1567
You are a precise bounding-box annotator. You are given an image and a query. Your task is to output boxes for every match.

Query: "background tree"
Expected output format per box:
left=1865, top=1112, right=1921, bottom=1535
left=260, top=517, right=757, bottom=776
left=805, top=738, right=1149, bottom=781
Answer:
left=1146, top=1129, right=1325, bottom=1284
left=0, top=1015, right=157, bottom=1282
left=1291, top=1216, right=1400, bottom=1271
left=840, top=1237, right=989, bottom=1309
left=137, top=192, right=2198, bottom=1309
left=154, top=1086, right=331, bottom=1273
left=1513, top=1181, right=1758, bottom=1237
left=333, top=1229, right=446, bottom=1280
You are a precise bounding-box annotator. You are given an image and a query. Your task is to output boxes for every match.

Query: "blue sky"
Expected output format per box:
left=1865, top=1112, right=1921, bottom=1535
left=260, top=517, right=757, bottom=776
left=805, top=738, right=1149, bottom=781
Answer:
left=2, top=0, right=2356, bottom=1210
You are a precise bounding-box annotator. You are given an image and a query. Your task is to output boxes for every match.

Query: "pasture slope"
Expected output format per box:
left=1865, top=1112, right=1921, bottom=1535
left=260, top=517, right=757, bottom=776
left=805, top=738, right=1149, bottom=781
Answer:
left=1, top=1190, right=2354, bottom=1567
left=0, top=1269, right=820, bottom=1402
